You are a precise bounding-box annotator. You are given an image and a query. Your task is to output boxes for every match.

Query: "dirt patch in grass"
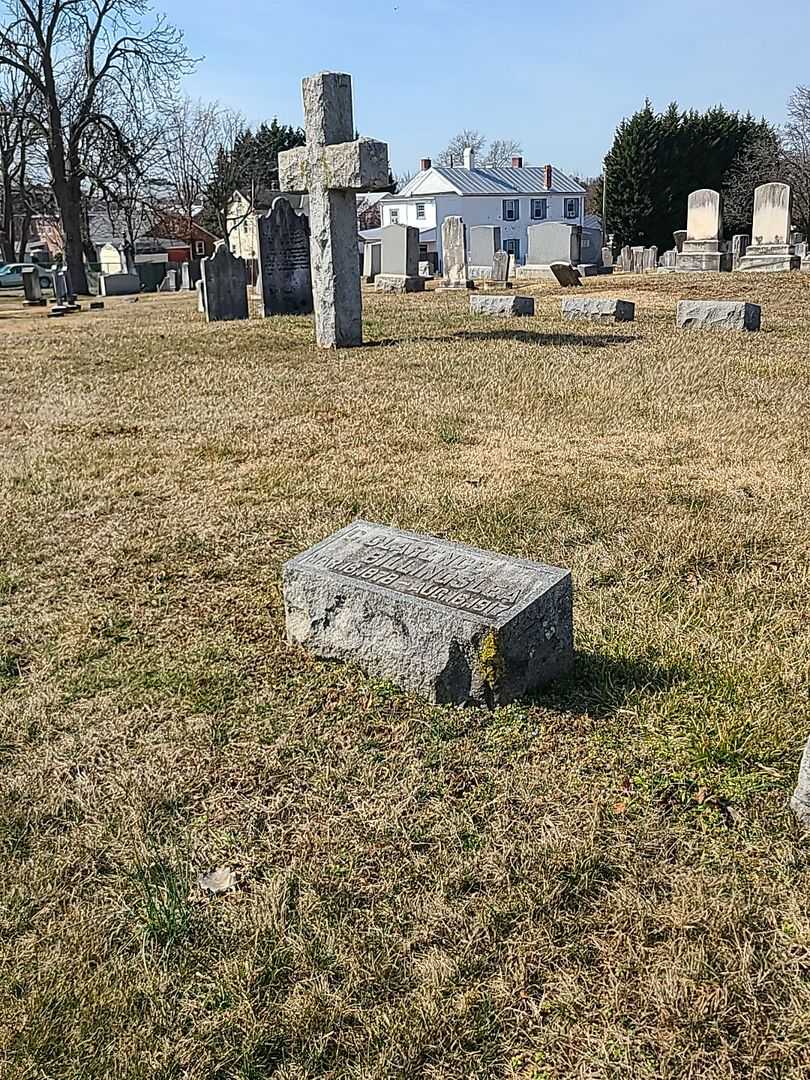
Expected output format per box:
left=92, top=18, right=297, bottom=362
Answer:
left=1, top=277, right=809, bottom=1078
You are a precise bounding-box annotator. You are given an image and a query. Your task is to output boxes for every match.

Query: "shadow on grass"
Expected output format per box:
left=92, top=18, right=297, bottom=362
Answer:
left=448, top=329, right=639, bottom=348
left=532, top=649, right=686, bottom=720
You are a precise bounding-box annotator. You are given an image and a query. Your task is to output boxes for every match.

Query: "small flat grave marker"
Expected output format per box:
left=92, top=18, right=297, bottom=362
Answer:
left=283, top=521, right=574, bottom=706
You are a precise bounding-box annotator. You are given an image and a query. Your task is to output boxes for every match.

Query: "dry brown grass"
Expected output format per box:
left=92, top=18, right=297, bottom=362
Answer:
left=1, top=273, right=809, bottom=1079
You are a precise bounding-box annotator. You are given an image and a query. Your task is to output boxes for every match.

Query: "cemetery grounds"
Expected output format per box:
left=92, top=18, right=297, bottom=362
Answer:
left=0, top=272, right=808, bottom=1078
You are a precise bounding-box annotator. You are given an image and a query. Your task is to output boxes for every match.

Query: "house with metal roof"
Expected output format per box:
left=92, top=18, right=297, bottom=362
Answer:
left=379, top=149, right=587, bottom=270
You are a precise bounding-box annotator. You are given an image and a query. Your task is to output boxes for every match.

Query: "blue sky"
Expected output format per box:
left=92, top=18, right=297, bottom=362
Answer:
left=176, top=0, right=810, bottom=178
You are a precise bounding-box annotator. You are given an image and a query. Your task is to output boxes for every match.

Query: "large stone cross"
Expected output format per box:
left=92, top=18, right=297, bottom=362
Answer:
left=279, top=72, right=390, bottom=348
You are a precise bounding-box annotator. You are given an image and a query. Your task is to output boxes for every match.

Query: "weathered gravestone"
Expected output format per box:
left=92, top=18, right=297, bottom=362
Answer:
left=631, top=246, right=644, bottom=273
left=258, top=196, right=314, bottom=315
left=201, top=245, right=248, bottom=323
left=526, top=221, right=582, bottom=266
left=643, top=246, right=658, bottom=272
left=100, top=243, right=124, bottom=275
left=181, top=262, right=192, bottom=291
left=676, top=300, right=761, bottom=331
left=673, top=229, right=687, bottom=253
left=100, top=273, right=140, bottom=297
left=278, top=71, right=390, bottom=347
left=418, top=260, right=433, bottom=278
left=439, top=216, right=473, bottom=289
left=470, top=294, right=534, bottom=317
left=469, top=226, right=502, bottom=278
left=659, top=249, right=678, bottom=269
left=283, top=520, right=574, bottom=706
left=601, top=246, right=614, bottom=269
left=676, top=190, right=724, bottom=271
left=619, top=245, right=632, bottom=271
left=22, top=267, right=45, bottom=306
left=561, top=297, right=635, bottom=322
left=376, top=222, right=424, bottom=292
left=491, top=250, right=512, bottom=283
left=738, top=183, right=801, bottom=271
left=363, top=241, right=381, bottom=282
left=196, top=278, right=206, bottom=314
left=792, top=736, right=810, bottom=828
left=159, top=270, right=177, bottom=292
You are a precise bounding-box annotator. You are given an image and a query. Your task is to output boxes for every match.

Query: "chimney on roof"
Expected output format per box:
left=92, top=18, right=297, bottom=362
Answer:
left=544, top=164, right=553, bottom=190
left=463, top=146, right=475, bottom=171
left=420, top=158, right=432, bottom=171
left=511, top=156, right=524, bottom=168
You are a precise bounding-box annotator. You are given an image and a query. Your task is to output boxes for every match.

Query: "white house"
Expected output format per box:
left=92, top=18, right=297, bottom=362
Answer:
left=379, top=150, right=587, bottom=269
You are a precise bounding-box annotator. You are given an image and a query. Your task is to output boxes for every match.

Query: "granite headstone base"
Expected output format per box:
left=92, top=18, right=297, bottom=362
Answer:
left=283, top=521, right=574, bottom=707
left=470, top=294, right=534, bottom=316
left=676, top=300, right=761, bottom=331
left=561, top=298, right=635, bottom=323
left=375, top=274, right=425, bottom=293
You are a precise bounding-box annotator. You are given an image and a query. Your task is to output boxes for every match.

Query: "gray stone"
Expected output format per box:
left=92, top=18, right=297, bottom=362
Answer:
left=90, top=301, right=104, bottom=310
left=418, top=261, right=432, bottom=278
left=181, top=262, right=192, bottom=290
left=279, top=72, right=390, bottom=348
left=469, top=225, right=502, bottom=272
left=515, top=262, right=581, bottom=287
left=258, top=196, right=313, bottom=316
left=642, top=246, right=658, bottom=272
left=803, top=255, right=810, bottom=274
left=673, top=229, right=687, bottom=253
left=631, top=246, right=644, bottom=273
left=527, top=221, right=581, bottom=266
left=576, top=263, right=599, bottom=277
left=159, top=270, right=177, bottom=292
left=732, top=234, right=750, bottom=258
left=283, top=520, right=574, bottom=706
left=795, top=241, right=809, bottom=258
left=676, top=300, right=761, bottom=331
left=581, top=226, right=602, bottom=265
left=201, top=245, right=248, bottom=323
left=661, top=249, right=678, bottom=268
left=100, top=272, right=141, bottom=297
left=561, top=297, right=635, bottom=323
left=676, top=190, right=724, bottom=272
left=22, top=267, right=44, bottom=305
left=470, top=294, right=535, bottom=316
left=439, top=216, right=473, bottom=288
left=374, top=274, right=425, bottom=293
left=380, top=222, right=420, bottom=277
left=491, top=251, right=512, bottom=282
left=601, top=246, right=614, bottom=268
left=196, top=278, right=206, bottom=314
left=620, top=245, right=632, bottom=271
left=791, top=737, right=810, bottom=828
left=738, top=183, right=801, bottom=272
left=363, top=241, right=381, bottom=282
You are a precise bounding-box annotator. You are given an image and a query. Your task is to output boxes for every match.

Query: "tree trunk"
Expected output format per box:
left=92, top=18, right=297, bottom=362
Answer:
left=52, top=174, right=88, bottom=294
left=16, top=210, right=31, bottom=262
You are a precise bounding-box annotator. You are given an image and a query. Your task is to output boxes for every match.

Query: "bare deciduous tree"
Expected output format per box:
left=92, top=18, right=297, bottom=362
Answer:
left=436, top=130, right=523, bottom=168
left=0, top=0, right=194, bottom=292
left=0, top=64, right=43, bottom=260
left=784, top=86, right=810, bottom=240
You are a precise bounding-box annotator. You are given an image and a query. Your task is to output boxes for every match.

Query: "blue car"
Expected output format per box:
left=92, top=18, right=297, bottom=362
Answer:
left=0, top=263, right=54, bottom=289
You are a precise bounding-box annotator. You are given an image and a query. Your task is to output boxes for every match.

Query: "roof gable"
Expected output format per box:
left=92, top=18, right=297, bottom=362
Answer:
left=397, top=165, right=585, bottom=198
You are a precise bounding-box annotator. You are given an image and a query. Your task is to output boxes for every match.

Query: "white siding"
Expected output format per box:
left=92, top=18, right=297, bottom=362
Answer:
left=382, top=198, right=437, bottom=231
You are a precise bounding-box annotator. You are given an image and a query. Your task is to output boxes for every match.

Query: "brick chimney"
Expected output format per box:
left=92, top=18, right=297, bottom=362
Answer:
left=544, top=164, right=553, bottom=190
left=420, top=158, right=432, bottom=171
left=463, top=146, right=475, bottom=170
left=511, top=156, right=524, bottom=168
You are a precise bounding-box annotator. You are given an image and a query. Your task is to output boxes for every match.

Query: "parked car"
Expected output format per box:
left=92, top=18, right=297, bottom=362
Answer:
left=0, top=263, right=53, bottom=289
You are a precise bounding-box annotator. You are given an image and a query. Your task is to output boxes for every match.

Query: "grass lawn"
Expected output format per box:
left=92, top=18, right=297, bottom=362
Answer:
left=1, top=273, right=809, bottom=1079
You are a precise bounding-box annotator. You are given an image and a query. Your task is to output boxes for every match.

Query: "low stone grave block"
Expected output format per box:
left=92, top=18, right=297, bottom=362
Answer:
left=374, top=274, right=425, bottom=293
left=283, top=520, right=574, bottom=706
left=792, top=737, right=810, bottom=828
left=470, top=294, right=534, bottom=317
left=100, top=273, right=141, bottom=297
left=676, top=299, right=761, bottom=331
left=561, top=297, right=635, bottom=323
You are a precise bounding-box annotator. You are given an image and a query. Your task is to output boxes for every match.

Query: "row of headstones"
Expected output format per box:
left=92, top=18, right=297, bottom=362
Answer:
left=21, top=265, right=84, bottom=317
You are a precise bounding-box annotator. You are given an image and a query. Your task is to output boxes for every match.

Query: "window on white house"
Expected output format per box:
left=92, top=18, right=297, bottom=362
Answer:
left=416, top=203, right=426, bottom=220
left=504, top=238, right=521, bottom=262
left=531, top=198, right=547, bottom=220
left=195, top=240, right=205, bottom=255
left=502, top=199, right=520, bottom=221
left=390, top=209, right=399, bottom=223
left=565, top=198, right=580, bottom=219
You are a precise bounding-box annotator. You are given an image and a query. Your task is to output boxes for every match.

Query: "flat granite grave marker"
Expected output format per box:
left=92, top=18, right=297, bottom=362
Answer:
left=561, top=297, right=635, bottom=322
left=676, top=300, right=760, bottom=331
left=283, top=520, right=574, bottom=706
left=470, top=294, right=534, bottom=316
left=279, top=71, right=390, bottom=347
left=201, top=245, right=248, bottom=323
left=792, top=736, right=810, bottom=827
left=258, top=196, right=314, bottom=315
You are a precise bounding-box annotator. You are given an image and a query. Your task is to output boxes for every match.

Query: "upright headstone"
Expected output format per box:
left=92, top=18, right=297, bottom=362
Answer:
left=22, top=267, right=45, bottom=306
left=159, top=269, right=177, bottom=292
left=673, top=229, right=687, bottom=253
left=631, top=246, right=644, bottom=273
left=362, top=241, right=381, bottom=282
left=491, top=251, right=512, bottom=283
left=181, top=262, right=192, bottom=291
left=376, top=223, right=424, bottom=292
left=283, top=521, right=574, bottom=706
left=620, top=245, right=632, bottom=271
left=469, top=226, right=502, bottom=277
left=100, top=273, right=141, bottom=297
left=439, top=216, right=473, bottom=289
left=792, top=736, right=810, bottom=828
left=258, top=196, right=314, bottom=316
left=526, top=221, right=582, bottom=266
left=99, top=244, right=124, bottom=275
left=643, top=246, right=658, bottom=272
left=601, top=246, right=614, bottom=269
left=196, top=278, right=206, bottom=314
left=278, top=72, right=390, bottom=347
left=676, top=190, right=724, bottom=271
left=201, top=245, right=248, bottom=323
left=738, top=184, right=801, bottom=272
